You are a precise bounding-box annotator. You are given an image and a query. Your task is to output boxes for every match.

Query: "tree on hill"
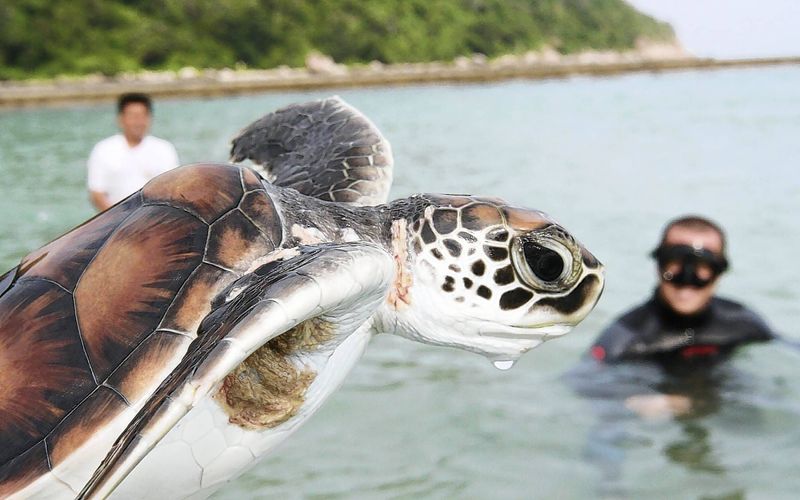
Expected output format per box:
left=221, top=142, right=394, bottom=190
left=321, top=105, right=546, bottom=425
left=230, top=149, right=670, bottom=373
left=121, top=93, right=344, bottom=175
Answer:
left=0, top=0, right=674, bottom=80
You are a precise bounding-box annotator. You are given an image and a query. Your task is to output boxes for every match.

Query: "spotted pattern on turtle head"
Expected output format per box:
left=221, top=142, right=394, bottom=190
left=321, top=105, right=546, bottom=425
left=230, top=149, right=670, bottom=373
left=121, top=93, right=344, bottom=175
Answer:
left=404, top=194, right=603, bottom=318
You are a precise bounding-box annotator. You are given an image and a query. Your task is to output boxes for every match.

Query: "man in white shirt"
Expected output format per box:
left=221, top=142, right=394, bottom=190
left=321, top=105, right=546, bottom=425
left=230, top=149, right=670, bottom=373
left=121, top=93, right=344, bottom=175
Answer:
left=87, top=93, right=179, bottom=211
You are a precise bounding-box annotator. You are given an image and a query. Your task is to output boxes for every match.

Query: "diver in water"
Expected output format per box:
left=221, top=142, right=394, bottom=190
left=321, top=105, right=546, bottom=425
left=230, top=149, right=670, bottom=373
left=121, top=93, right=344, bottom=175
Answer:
left=569, top=216, right=781, bottom=494
left=590, top=215, right=773, bottom=366
left=588, top=215, right=774, bottom=417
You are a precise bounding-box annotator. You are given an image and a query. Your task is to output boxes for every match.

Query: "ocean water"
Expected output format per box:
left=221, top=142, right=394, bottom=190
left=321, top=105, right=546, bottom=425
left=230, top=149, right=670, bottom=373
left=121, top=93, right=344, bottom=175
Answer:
left=1, top=65, right=799, bottom=499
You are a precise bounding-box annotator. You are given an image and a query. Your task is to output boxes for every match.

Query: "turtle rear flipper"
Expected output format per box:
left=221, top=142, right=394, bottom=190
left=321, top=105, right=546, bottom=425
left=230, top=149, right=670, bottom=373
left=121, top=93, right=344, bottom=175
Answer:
left=230, top=96, right=393, bottom=206
left=78, top=242, right=393, bottom=499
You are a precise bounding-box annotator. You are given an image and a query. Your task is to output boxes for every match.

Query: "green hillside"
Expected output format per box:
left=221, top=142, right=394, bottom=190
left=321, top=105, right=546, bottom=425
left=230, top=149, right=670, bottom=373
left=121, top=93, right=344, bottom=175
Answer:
left=0, top=0, right=674, bottom=80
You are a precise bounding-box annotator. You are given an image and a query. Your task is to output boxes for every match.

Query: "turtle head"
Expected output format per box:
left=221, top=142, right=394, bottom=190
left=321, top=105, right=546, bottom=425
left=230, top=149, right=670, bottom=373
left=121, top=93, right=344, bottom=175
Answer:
left=387, top=195, right=604, bottom=366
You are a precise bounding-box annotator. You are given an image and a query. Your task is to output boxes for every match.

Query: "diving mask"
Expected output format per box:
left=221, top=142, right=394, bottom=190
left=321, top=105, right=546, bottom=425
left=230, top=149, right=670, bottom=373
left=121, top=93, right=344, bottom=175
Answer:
left=651, top=244, right=728, bottom=288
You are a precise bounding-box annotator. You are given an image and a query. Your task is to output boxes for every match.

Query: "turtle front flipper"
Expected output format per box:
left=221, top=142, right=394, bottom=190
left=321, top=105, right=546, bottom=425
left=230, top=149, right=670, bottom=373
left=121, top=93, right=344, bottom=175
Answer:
left=0, top=266, right=16, bottom=299
left=77, top=242, right=393, bottom=499
left=230, top=96, right=393, bottom=206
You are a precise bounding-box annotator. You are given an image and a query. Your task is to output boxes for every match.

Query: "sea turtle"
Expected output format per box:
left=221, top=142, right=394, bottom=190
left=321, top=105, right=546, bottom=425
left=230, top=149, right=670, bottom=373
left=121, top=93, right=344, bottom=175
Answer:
left=0, top=97, right=604, bottom=499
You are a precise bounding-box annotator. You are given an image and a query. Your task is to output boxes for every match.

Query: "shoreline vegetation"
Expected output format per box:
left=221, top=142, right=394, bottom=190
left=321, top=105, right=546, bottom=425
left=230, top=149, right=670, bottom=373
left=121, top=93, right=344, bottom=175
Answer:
left=1, top=44, right=798, bottom=109
left=10, top=0, right=782, bottom=108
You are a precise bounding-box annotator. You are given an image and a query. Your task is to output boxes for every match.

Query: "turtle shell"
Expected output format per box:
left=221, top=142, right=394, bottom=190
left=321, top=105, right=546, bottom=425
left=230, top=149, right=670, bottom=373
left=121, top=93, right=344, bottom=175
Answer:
left=0, top=164, right=283, bottom=495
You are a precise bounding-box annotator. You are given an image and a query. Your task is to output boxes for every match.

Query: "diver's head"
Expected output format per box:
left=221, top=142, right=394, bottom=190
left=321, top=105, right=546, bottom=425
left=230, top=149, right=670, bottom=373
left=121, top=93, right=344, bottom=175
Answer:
left=652, top=215, right=728, bottom=315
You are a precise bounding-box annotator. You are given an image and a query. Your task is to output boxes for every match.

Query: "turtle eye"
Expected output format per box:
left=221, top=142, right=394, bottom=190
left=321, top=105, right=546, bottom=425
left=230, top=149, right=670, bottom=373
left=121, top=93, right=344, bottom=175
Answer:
left=511, top=235, right=577, bottom=291
left=523, top=242, right=564, bottom=282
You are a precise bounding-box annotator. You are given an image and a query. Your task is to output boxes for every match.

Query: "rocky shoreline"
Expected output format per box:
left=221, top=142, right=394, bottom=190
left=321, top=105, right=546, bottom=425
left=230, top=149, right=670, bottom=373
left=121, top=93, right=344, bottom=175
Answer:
left=1, top=43, right=798, bottom=108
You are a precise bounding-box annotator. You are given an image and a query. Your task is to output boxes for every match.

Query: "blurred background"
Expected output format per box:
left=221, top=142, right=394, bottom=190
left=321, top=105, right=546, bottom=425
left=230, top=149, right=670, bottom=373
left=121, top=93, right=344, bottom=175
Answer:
left=1, top=1, right=799, bottom=499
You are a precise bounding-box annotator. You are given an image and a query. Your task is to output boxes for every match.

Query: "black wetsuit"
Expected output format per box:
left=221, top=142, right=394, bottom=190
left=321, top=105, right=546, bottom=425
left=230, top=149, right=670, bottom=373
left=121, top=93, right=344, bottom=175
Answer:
left=568, top=293, right=777, bottom=491
left=590, top=293, right=773, bottom=368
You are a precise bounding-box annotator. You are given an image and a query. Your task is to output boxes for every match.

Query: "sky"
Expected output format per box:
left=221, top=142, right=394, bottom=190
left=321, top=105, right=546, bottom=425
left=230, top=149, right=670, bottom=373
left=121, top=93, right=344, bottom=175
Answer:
left=628, top=0, right=800, bottom=59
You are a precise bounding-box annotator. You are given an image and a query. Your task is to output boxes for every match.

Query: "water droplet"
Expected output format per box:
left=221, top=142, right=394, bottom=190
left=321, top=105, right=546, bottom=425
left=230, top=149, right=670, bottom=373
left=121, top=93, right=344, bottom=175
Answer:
left=492, top=359, right=515, bottom=371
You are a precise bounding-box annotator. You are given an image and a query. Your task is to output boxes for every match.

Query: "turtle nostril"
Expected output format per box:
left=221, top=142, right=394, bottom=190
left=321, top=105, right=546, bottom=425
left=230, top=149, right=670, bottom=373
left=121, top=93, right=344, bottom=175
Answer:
left=523, top=242, right=564, bottom=282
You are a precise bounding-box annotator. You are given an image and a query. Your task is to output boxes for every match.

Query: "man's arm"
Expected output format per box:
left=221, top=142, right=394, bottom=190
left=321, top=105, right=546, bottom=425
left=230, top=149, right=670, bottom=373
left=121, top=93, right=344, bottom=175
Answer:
left=589, top=318, right=640, bottom=363
left=89, top=190, right=112, bottom=211
left=149, top=140, right=180, bottom=178
left=167, top=141, right=179, bottom=168
left=87, top=141, right=111, bottom=211
left=586, top=309, right=693, bottom=419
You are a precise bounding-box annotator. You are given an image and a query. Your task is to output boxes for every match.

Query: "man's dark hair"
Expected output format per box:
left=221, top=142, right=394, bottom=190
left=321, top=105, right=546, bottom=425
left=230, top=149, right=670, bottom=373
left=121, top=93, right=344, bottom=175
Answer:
left=659, top=215, right=727, bottom=254
left=117, top=92, right=153, bottom=114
